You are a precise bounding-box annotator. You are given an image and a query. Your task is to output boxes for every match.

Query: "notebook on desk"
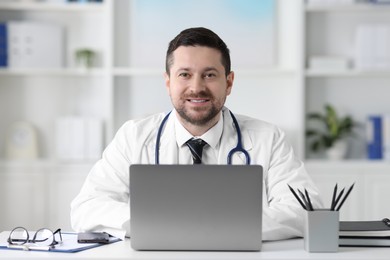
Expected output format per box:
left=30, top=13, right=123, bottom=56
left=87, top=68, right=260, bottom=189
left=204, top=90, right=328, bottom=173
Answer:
left=129, top=164, right=263, bottom=251
left=339, top=219, right=390, bottom=247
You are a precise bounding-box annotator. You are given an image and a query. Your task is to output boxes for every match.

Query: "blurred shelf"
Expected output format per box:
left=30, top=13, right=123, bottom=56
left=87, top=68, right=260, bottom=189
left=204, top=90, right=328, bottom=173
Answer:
left=306, top=3, right=390, bottom=12
left=0, top=68, right=108, bottom=77
left=113, top=67, right=163, bottom=77
left=235, top=68, right=299, bottom=77
left=0, top=1, right=106, bottom=12
left=305, top=69, right=390, bottom=78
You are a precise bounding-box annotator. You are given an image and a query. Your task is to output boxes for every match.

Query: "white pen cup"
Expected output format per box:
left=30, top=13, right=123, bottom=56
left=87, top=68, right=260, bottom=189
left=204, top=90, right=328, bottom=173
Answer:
left=304, top=209, right=339, bottom=252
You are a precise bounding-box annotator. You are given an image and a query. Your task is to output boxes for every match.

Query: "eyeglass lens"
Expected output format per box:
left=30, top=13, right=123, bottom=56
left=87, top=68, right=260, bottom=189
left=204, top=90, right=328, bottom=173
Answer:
left=33, top=228, right=55, bottom=246
left=8, top=227, right=29, bottom=245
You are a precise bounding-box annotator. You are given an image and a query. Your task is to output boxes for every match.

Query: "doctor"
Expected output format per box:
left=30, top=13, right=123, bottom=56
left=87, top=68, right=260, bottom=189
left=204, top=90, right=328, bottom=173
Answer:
left=71, top=27, right=323, bottom=240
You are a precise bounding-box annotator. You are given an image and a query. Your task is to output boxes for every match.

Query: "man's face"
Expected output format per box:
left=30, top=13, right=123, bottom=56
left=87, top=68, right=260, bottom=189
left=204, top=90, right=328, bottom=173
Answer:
left=165, top=46, right=234, bottom=127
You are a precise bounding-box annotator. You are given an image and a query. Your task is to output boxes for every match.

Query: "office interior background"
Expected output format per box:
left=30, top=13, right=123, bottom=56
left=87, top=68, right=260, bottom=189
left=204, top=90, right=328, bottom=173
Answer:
left=1, top=0, right=390, bottom=231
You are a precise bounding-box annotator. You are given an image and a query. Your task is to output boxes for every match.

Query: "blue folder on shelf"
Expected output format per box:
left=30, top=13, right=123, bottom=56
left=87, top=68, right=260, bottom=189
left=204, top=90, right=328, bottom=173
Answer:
left=0, top=23, right=7, bottom=67
left=0, top=231, right=121, bottom=253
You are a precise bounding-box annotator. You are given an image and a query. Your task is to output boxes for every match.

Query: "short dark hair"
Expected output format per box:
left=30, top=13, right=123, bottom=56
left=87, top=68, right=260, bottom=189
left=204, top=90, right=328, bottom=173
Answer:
left=165, top=27, right=231, bottom=76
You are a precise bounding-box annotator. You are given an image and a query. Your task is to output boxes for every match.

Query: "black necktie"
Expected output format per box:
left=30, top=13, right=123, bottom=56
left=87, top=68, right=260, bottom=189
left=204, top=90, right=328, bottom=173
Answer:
left=185, top=138, right=207, bottom=164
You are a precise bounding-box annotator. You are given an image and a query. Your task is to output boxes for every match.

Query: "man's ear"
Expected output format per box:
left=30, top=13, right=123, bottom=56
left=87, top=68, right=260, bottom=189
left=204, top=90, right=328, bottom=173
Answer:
left=164, top=72, right=171, bottom=95
left=226, top=71, right=234, bottom=96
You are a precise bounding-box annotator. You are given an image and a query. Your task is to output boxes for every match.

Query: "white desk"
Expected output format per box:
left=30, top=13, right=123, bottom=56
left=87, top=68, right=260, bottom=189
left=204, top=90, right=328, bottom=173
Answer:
left=1, top=237, right=390, bottom=260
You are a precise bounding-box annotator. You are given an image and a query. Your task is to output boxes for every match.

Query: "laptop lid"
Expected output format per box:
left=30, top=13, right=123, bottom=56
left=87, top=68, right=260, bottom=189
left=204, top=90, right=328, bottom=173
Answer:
left=129, top=164, right=263, bottom=251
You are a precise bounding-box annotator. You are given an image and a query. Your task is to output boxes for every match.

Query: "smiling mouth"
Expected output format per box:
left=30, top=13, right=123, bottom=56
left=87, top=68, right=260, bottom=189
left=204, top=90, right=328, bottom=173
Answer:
left=187, top=99, right=209, bottom=103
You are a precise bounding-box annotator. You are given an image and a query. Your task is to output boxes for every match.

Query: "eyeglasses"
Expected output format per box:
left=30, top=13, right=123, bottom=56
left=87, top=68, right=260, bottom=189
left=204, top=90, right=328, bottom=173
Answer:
left=7, top=227, right=62, bottom=250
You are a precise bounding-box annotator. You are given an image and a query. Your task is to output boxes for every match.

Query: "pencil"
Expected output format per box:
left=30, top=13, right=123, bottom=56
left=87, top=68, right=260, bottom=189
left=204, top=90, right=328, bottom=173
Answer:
left=298, top=189, right=310, bottom=211
left=330, top=183, right=338, bottom=211
left=305, top=189, right=314, bottom=211
left=333, top=187, right=345, bottom=210
left=287, top=184, right=307, bottom=210
left=335, top=183, right=355, bottom=211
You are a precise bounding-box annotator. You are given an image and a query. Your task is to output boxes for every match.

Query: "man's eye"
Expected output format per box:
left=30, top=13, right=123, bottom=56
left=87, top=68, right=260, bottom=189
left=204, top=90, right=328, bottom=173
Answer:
left=204, top=73, right=216, bottom=78
left=179, top=72, right=189, bottom=78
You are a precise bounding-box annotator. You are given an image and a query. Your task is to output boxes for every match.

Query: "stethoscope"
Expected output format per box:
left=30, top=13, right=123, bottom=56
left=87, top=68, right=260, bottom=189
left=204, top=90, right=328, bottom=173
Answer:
left=155, top=110, right=251, bottom=165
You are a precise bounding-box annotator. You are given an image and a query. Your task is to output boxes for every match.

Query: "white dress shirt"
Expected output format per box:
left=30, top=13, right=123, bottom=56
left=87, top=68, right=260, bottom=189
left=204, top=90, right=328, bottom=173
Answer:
left=70, top=107, right=323, bottom=240
left=174, top=111, right=223, bottom=164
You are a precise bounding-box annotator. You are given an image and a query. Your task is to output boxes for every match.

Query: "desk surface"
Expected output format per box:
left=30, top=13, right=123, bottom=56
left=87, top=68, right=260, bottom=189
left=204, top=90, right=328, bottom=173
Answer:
left=1, top=235, right=390, bottom=260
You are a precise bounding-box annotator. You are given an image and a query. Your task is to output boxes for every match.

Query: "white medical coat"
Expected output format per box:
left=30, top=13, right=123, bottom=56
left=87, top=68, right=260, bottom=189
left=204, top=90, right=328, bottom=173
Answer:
left=70, top=107, right=323, bottom=240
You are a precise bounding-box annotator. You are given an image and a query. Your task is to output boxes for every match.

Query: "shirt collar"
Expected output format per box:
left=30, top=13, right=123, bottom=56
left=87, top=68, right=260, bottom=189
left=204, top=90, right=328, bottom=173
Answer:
left=174, top=110, right=224, bottom=149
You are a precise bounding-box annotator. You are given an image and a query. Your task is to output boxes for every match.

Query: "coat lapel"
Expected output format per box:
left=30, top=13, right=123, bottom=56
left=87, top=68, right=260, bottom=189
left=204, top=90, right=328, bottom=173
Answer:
left=153, top=113, right=178, bottom=164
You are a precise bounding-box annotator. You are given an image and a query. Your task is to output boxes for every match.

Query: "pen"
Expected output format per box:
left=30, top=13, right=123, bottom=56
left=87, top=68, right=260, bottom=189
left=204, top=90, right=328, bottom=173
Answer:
left=330, top=183, right=338, bottom=211
left=287, top=184, right=307, bottom=210
left=305, top=189, right=314, bottom=211
left=335, top=183, right=355, bottom=211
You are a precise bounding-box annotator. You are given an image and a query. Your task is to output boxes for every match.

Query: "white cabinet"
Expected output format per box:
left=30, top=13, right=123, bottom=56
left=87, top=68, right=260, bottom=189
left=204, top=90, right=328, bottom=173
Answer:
left=0, top=164, right=47, bottom=230
left=304, top=2, right=390, bottom=220
left=0, top=162, right=90, bottom=231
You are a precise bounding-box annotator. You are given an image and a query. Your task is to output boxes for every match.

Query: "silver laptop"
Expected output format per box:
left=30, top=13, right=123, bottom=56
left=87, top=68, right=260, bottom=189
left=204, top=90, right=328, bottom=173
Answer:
left=129, top=164, right=263, bottom=251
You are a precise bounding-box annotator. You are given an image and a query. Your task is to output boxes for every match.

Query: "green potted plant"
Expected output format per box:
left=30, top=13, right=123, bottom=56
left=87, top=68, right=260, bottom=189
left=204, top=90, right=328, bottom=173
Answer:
left=75, top=48, right=95, bottom=69
left=306, top=104, right=356, bottom=160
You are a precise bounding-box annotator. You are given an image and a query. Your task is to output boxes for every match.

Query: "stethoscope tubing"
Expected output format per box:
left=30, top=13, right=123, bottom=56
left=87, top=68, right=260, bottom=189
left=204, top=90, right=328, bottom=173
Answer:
left=227, top=111, right=251, bottom=165
left=155, top=110, right=250, bottom=165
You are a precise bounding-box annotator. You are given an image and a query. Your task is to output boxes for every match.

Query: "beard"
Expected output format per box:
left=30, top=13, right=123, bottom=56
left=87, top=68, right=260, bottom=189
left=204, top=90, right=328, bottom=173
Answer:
left=174, top=90, right=225, bottom=126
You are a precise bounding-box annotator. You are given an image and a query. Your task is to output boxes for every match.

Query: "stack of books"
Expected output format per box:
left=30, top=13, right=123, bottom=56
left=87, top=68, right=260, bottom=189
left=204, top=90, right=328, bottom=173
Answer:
left=339, top=219, right=390, bottom=247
